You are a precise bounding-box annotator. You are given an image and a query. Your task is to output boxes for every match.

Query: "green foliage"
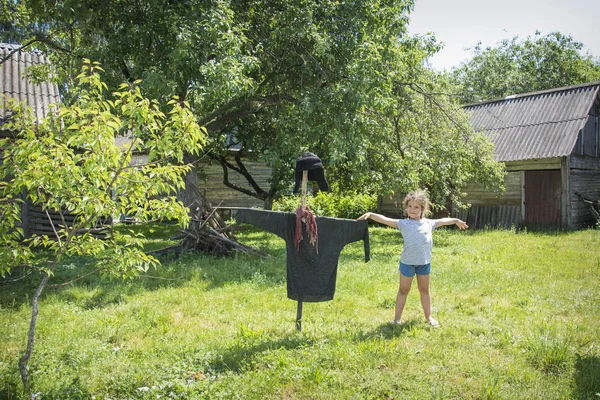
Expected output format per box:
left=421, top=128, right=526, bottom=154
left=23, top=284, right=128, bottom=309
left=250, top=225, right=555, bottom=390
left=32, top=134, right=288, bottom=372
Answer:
left=2, top=0, right=505, bottom=211
left=0, top=60, right=206, bottom=278
left=273, top=191, right=377, bottom=219
left=1, top=60, right=207, bottom=393
left=451, top=31, right=600, bottom=104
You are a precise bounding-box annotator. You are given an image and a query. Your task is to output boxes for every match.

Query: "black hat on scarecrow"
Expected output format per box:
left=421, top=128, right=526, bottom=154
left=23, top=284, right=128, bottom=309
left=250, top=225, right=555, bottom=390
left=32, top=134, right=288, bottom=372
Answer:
left=292, top=151, right=330, bottom=194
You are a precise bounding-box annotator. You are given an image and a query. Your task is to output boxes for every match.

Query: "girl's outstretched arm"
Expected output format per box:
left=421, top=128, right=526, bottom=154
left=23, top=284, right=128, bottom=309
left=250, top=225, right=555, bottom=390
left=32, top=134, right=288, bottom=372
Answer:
left=434, top=217, right=469, bottom=229
left=357, top=212, right=398, bottom=228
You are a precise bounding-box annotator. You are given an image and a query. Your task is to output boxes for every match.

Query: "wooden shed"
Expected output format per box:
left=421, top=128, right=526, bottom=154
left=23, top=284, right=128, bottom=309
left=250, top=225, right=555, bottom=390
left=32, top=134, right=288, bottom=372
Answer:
left=1, top=43, right=66, bottom=236
left=454, top=81, right=600, bottom=230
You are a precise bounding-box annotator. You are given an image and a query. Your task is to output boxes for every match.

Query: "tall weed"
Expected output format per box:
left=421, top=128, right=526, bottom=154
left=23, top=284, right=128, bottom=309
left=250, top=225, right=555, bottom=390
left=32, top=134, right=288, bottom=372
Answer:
left=524, top=322, right=574, bottom=374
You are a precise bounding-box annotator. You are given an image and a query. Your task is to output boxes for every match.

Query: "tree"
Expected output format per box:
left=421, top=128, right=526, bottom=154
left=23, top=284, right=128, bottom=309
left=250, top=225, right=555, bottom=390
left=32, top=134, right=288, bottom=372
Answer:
left=0, top=61, right=207, bottom=395
left=358, top=75, right=505, bottom=209
left=451, top=31, right=600, bottom=104
left=2, top=0, right=504, bottom=216
left=229, top=33, right=506, bottom=208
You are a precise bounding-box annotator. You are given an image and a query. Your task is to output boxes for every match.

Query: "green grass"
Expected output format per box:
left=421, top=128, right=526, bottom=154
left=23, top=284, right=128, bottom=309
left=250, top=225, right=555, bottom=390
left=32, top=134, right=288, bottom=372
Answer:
left=1, top=226, right=599, bottom=399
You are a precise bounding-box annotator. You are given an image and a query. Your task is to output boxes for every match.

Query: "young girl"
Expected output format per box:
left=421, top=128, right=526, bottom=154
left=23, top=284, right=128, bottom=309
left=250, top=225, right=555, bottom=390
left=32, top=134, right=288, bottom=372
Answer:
left=357, top=191, right=468, bottom=327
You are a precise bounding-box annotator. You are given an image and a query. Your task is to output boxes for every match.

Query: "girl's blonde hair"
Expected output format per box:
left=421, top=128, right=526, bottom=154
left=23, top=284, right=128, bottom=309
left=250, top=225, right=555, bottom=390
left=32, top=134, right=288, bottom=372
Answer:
left=403, top=190, right=430, bottom=218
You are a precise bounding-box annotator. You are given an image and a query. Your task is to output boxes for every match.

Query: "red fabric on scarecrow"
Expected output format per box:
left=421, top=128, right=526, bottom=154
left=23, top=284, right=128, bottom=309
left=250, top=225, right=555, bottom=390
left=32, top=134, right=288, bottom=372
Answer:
left=295, top=206, right=318, bottom=252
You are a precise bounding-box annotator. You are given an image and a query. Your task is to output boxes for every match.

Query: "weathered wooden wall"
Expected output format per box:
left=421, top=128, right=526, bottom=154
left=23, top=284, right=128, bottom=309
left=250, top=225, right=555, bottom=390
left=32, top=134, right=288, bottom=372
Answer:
left=379, top=170, right=524, bottom=225
left=199, top=160, right=274, bottom=213
left=454, top=154, right=600, bottom=230
left=22, top=203, right=78, bottom=237
left=574, top=105, right=599, bottom=157
left=452, top=170, right=522, bottom=229
left=379, top=157, right=574, bottom=228
left=569, top=154, right=600, bottom=229
left=505, top=158, right=562, bottom=171
left=378, top=192, right=405, bottom=218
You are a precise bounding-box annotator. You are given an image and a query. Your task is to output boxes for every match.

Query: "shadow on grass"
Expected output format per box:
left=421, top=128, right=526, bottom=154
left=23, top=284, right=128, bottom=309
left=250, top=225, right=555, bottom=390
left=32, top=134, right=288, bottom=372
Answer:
left=572, top=354, right=600, bottom=399
left=0, top=245, right=287, bottom=310
left=0, top=375, right=91, bottom=400
left=2, top=222, right=375, bottom=308
left=0, top=225, right=391, bottom=310
left=203, top=334, right=311, bottom=374
left=355, top=320, right=420, bottom=341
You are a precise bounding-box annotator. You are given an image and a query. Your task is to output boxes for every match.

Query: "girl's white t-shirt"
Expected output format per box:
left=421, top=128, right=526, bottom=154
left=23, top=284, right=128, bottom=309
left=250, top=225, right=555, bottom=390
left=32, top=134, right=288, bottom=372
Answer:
left=396, top=218, right=436, bottom=265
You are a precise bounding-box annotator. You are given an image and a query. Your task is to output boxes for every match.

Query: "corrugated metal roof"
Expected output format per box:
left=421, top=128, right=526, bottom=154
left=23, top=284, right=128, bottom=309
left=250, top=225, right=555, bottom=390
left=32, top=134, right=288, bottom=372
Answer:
left=0, top=43, right=60, bottom=123
left=465, top=82, right=600, bottom=162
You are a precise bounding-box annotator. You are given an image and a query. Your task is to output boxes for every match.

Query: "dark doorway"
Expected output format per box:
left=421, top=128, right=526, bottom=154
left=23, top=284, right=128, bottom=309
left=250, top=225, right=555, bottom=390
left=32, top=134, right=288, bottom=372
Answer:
left=524, top=170, right=562, bottom=229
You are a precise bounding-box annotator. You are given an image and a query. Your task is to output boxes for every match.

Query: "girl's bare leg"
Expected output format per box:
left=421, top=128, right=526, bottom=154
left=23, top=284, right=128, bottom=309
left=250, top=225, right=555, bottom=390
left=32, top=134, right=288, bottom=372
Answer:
left=417, top=274, right=439, bottom=327
left=394, top=274, right=413, bottom=323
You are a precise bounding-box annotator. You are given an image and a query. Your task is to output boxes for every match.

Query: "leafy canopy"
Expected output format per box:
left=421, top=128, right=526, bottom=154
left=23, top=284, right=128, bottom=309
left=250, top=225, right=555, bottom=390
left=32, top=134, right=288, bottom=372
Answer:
left=0, top=60, right=207, bottom=278
left=2, top=0, right=505, bottom=208
left=451, top=31, right=600, bottom=104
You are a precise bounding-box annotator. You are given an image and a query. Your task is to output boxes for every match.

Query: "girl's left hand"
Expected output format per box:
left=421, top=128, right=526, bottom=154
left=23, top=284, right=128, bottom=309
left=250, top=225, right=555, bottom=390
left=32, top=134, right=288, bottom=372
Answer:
left=357, top=213, right=371, bottom=221
left=456, top=220, right=469, bottom=229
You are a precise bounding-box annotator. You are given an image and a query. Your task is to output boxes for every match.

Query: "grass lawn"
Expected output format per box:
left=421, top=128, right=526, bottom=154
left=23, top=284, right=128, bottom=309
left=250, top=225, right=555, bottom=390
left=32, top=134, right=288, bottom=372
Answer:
left=1, top=225, right=599, bottom=399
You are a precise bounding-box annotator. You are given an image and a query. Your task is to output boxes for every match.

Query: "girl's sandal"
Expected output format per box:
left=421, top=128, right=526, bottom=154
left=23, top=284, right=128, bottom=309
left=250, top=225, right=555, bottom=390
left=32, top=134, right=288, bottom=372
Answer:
left=427, top=318, right=440, bottom=328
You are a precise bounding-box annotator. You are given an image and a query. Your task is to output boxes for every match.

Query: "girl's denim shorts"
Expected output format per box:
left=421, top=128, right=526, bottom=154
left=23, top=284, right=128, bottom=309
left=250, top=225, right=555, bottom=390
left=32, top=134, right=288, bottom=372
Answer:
left=399, top=262, right=431, bottom=277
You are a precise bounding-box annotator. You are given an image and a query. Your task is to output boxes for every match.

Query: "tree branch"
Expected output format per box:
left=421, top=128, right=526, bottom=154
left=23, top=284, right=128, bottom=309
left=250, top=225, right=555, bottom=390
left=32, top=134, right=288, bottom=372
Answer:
left=0, top=40, right=36, bottom=66
left=211, top=150, right=269, bottom=201
left=201, top=93, right=295, bottom=133
left=47, top=269, right=100, bottom=287
left=216, top=155, right=258, bottom=198
left=233, top=149, right=268, bottom=196
left=400, top=81, right=466, bottom=129
left=0, top=34, right=71, bottom=66
left=45, top=208, right=63, bottom=249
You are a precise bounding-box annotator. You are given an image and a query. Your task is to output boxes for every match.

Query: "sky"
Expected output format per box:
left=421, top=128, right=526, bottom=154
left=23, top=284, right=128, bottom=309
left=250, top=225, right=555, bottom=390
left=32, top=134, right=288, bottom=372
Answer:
left=407, top=0, right=600, bottom=71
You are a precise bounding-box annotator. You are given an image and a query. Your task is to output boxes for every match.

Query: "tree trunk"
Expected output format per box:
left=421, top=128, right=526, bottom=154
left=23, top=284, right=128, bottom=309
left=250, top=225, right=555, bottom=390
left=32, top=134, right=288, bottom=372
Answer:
left=264, top=194, right=274, bottom=210
left=19, top=271, right=51, bottom=397
left=179, top=152, right=209, bottom=215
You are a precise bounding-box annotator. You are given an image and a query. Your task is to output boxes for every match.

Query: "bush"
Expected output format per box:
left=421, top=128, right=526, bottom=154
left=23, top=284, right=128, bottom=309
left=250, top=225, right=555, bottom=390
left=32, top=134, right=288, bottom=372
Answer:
left=273, top=192, right=377, bottom=219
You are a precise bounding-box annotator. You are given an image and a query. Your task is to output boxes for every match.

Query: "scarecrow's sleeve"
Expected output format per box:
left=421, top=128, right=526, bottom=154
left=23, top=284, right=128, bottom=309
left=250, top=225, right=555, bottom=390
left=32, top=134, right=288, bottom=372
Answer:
left=352, top=219, right=370, bottom=262
left=319, top=217, right=370, bottom=262
left=235, top=208, right=288, bottom=239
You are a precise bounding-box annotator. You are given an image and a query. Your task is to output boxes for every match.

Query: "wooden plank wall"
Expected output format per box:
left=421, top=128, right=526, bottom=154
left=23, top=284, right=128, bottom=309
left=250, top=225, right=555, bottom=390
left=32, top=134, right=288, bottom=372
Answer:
left=379, top=170, right=523, bottom=225
left=452, top=171, right=522, bottom=229
left=24, top=203, right=78, bottom=237
left=461, top=171, right=521, bottom=206
left=569, top=154, right=600, bottom=229
left=504, top=158, right=562, bottom=171
left=453, top=205, right=521, bottom=229
left=200, top=160, right=274, bottom=212
left=378, top=192, right=405, bottom=218
left=574, top=106, right=599, bottom=157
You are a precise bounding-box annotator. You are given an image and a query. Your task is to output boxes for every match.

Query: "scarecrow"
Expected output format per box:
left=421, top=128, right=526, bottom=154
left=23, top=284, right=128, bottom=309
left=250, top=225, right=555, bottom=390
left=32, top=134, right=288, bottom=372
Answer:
left=236, top=152, right=370, bottom=330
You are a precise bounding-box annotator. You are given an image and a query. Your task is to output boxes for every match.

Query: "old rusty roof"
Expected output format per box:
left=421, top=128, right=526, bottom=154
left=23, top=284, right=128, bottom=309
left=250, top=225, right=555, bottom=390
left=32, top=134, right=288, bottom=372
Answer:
left=1, top=43, right=61, bottom=124
left=465, top=81, right=600, bottom=162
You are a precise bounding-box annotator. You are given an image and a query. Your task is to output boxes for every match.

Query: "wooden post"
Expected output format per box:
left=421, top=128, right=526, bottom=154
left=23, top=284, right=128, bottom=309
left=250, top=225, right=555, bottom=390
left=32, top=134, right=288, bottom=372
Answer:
left=296, top=170, right=308, bottom=331
left=300, top=170, right=308, bottom=211
left=295, top=300, right=303, bottom=331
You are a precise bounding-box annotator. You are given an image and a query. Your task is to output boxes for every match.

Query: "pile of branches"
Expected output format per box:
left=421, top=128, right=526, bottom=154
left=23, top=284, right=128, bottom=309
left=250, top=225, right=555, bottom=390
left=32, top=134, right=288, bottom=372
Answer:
left=149, top=204, right=265, bottom=258
left=179, top=207, right=262, bottom=257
